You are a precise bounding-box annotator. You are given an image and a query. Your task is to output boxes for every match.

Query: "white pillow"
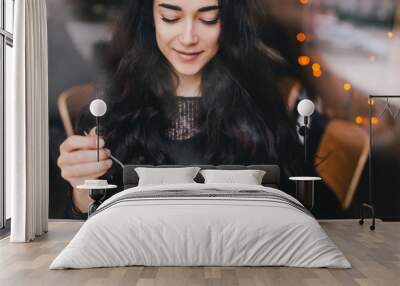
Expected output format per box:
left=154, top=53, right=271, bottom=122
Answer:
left=200, top=169, right=266, bottom=185
left=135, top=167, right=200, bottom=186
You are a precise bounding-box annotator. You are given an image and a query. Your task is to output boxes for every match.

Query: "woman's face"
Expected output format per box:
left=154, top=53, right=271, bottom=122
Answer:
left=153, top=0, right=221, bottom=78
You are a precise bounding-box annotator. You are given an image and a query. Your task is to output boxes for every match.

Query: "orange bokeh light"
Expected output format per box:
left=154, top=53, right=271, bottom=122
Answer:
left=312, top=63, right=321, bottom=71
left=298, top=56, right=310, bottom=66
left=368, top=99, right=375, bottom=105
left=355, top=116, right=363, bottom=125
left=343, top=83, right=352, bottom=91
left=371, top=117, right=378, bottom=125
left=296, top=33, right=307, bottom=42
left=313, top=70, right=322, bottom=78
left=387, top=31, right=393, bottom=39
left=299, top=0, right=310, bottom=5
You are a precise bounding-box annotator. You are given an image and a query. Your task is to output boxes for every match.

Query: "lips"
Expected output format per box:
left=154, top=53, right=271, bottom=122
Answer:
left=174, top=49, right=204, bottom=61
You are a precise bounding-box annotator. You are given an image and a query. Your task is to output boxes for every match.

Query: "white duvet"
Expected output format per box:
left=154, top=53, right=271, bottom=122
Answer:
left=50, top=183, right=351, bottom=269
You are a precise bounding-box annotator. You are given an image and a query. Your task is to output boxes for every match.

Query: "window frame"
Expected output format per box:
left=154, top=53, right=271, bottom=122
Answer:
left=1, top=0, right=14, bottom=230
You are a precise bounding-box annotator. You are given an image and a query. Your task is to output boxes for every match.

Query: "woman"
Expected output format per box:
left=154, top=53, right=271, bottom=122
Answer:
left=58, top=0, right=302, bottom=217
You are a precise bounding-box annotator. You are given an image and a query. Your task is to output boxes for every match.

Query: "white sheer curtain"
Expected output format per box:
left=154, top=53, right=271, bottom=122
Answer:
left=7, top=0, right=49, bottom=242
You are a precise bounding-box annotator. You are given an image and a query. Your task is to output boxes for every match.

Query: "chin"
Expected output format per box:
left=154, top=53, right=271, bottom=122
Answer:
left=173, top=64, right=203, bottom=77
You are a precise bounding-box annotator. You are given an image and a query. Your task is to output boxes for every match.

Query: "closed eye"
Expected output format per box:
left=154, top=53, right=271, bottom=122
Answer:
left=200, top=18, right=219, bottom=25
left=161, top=17, right=179, bottom=23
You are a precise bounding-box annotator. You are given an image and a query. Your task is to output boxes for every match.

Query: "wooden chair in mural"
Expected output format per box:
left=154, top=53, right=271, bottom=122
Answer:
left=314, top=120, right=369, bottom=209
left=57, top=84, right=94, bottom=137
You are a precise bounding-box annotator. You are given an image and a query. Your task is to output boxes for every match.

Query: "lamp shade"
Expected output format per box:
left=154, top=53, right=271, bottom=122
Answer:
left=90, top=99, right=107, bottom=117
left=297, top=99, right=315, bottom=117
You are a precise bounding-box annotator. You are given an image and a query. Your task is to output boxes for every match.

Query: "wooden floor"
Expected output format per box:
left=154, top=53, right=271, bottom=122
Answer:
left=0, top=220, right=399, bottom=286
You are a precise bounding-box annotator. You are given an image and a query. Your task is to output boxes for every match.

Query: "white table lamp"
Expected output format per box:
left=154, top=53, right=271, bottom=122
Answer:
left=89, top=99, right=107, bottom=161
left=297, top=99, right=315, bottom=163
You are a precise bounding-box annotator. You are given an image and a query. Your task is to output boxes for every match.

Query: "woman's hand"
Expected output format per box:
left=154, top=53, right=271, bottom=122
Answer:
left=57, top=127, right=113, bottom=189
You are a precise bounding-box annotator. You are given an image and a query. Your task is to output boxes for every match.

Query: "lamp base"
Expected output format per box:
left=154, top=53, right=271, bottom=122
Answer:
left=359, top=203, right=376, bottom=231
left=295, top=180, right=315, bottom=210
left=88, top=188, right=107, bottom=216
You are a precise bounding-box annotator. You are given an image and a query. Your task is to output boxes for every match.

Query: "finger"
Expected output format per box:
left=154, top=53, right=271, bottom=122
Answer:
left=89, top=127, right=97, bottom=137
left=60, top=135, right=105, bottom=153
left=88, top=127, right=104, bottom=142
left=61, top=159, right=112, bottom=179
left=58, top=148, right=111, bottom=167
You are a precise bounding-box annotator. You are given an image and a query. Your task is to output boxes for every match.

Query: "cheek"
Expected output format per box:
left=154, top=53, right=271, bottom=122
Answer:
left=204, top=26, right=221, bottom=52
left=154, top=21, right=176, bottom=53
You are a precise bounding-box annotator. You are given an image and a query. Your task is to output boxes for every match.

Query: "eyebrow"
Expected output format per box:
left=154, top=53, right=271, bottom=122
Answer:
left=158, top=3, right=219, bottom=12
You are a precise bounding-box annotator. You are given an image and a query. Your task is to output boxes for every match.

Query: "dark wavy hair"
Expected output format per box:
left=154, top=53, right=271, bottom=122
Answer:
left=98, top=0, right=302, bottom=178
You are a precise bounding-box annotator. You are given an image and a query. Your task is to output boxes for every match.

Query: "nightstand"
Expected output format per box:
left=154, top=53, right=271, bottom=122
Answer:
left=289, top=177, right=321, bottom=210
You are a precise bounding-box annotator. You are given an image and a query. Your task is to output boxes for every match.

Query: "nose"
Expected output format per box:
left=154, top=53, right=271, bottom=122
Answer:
left=178, top=20, right=199, bottom=46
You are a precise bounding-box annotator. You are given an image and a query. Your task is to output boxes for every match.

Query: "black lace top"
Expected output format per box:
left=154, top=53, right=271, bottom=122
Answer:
left=165, top=96, right=202, bottom=140
left=164, top=96, right=207, bottom=165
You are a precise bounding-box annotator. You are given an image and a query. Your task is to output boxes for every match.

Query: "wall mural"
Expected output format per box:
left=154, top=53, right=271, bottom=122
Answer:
left=48, top=0, right=400, bottom=220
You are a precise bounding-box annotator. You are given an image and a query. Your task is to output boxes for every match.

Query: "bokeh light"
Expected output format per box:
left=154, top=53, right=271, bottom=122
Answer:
left=298, top=56, right=311, bottom=66
left=296, top=33, right=307, bottom=42
left=355, top=116, right=363, bottom=125
left=343, top=83, right=352, bottom=91
left=313, top=70, right=322, bottom=78
left=312, top=63, right=321, bottom=71
left=299, top=0, right=310, bottom=5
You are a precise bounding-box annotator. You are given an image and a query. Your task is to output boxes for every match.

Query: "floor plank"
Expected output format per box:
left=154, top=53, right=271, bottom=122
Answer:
left=0, top=220, right=399, bottom=286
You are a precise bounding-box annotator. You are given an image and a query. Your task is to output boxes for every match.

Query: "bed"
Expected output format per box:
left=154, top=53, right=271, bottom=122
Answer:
left=50, top=165, right=351, bottom=269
